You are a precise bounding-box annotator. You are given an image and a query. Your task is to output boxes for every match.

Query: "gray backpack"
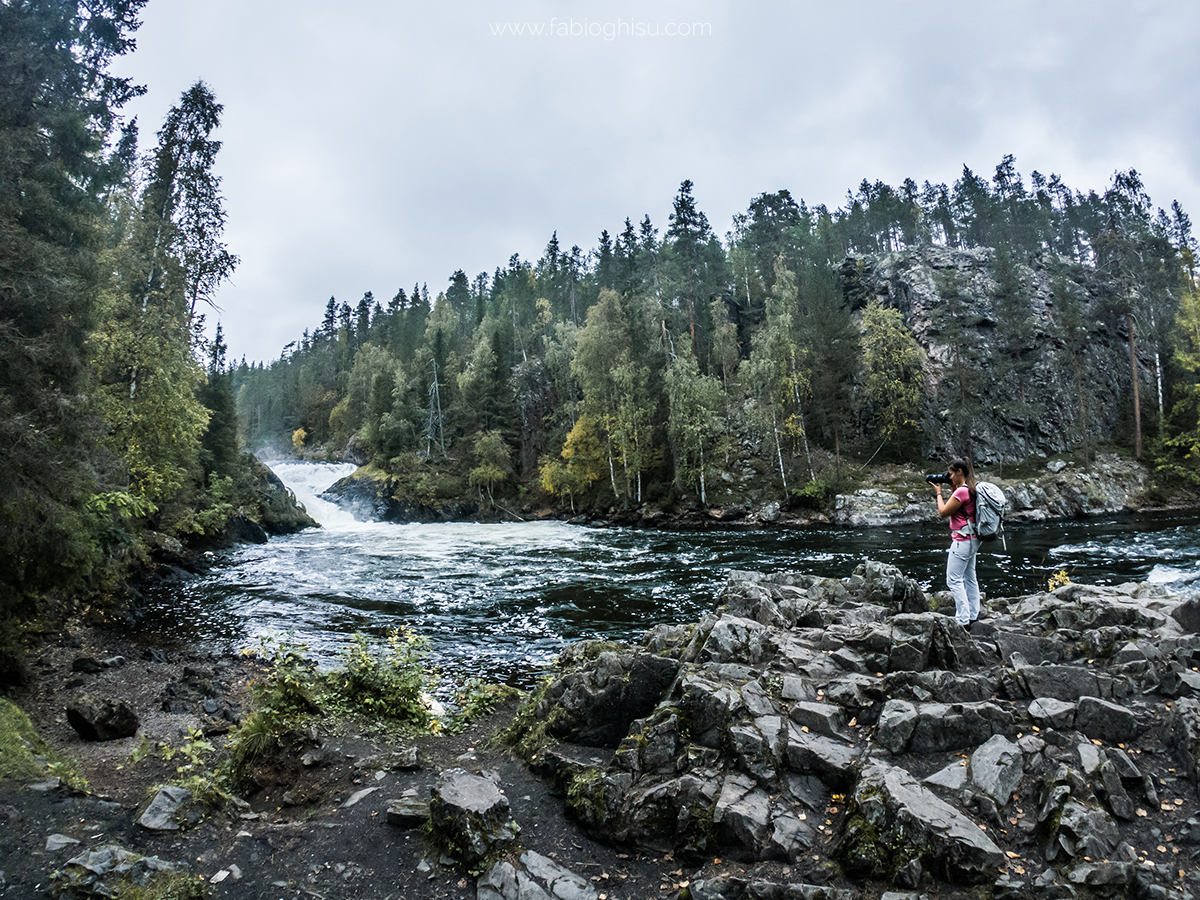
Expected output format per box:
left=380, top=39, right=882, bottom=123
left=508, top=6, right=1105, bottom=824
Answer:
left=971, top=482, right=1007, bottom=547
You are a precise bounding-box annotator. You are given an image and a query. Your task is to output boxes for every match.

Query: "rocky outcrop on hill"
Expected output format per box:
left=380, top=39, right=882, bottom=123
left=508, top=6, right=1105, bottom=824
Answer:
left=503, top=563, right=1200, bottom=897
left=320, top=469, right=479, bottom=523
left=841, top=246, right=1143, bottom=464
left=245, top=454, right=318, bottom=535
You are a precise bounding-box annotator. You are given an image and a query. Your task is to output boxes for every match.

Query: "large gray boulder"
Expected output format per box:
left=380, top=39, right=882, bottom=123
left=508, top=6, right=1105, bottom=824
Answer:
left=66, top=694, right=139, bottom=741
left=840, top=763, right=1005, bottom=885
left=428, top=768, right=519, bottom=865
left=969, top=735, right=1024, bottom=804
left=1074, top=696, right=1139, bottom=743
left=1169, top=698, right=1200, bottom=785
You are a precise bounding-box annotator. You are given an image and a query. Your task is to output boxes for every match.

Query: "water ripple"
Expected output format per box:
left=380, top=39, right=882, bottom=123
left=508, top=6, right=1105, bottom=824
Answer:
left=134, top=462, right=1200, bottom=684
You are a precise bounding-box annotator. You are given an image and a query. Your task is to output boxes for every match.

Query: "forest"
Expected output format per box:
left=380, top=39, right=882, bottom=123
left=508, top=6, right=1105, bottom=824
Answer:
left=5, top=0, right=1200, bottom=651
left=0, top=0, right=274, bottom=646
left=232, top=159, right=1200, bottom=518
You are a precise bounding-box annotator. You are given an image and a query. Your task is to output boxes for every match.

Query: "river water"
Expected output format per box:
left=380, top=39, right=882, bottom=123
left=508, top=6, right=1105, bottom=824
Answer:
left=140, top=461, right=1200, bottom=687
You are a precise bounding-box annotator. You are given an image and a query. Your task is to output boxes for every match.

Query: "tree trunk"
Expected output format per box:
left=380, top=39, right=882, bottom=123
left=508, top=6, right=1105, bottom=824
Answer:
left=772, top=411, right=787, bottom=492
left=1128, top=312, right=1142, bottom=459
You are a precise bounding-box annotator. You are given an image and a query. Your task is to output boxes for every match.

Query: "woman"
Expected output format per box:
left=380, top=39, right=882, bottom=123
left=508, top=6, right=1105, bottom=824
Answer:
left=931, top=457, right=980, bottom=629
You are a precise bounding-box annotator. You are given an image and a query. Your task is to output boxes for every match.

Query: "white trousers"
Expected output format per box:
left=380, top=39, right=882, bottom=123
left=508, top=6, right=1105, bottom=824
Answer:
left=946, top=539, right=980, bottom=625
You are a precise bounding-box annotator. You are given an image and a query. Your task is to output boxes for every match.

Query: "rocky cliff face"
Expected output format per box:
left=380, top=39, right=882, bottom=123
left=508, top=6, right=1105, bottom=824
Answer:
left=840, top=246, right=1145, bottom=464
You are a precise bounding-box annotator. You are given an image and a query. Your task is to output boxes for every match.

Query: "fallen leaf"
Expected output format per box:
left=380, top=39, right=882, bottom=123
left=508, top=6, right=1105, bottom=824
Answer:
left=1014, top=867, right=1026, bottom=875
left=1091, top=739, right=1103, bottom=746
left=1158, top=845, right=1168, bottom=853
left=801, top=726, right=810, bottom=733
left=1137, top=809, right=1149, bottom=818
left=848, top=718, right=857, bottom=727
left=1006, top=851, right=1020, bottom=859
left=1009, top=818, right=1019, bottom=825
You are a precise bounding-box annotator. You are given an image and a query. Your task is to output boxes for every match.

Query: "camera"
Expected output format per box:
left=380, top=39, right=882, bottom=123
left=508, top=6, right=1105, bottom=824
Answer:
left=925, top=472, right=953, bottom=485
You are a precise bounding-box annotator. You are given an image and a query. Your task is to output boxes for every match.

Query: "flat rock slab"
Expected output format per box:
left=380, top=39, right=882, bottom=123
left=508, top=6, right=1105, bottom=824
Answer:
left=1028, top=697, right=1075, bottom=728
left=341, top=786, right=379, bottom=808
left=784, top=724, right=860, bottom=788
left=478, top=850, right=598, bottom=900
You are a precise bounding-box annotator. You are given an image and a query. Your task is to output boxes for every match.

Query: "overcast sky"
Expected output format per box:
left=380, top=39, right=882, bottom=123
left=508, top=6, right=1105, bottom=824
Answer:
left=111, top=0, right=1200, bottom=364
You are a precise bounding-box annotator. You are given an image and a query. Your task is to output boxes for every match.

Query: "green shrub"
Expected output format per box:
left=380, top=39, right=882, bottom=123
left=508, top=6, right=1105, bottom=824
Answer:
left=226, top=633, right=321, bottom=779
left=789, top=477, right=834, bottom=510
left=445, top=679, right=521, bottom=733
left=0, top=697, right=86, bottom=789
left=333, top=628, right=435, bottom=726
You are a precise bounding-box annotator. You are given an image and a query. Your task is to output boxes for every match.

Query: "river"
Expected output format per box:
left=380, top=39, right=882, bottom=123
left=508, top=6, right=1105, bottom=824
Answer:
left=139, top=461, right=1200, bottom=687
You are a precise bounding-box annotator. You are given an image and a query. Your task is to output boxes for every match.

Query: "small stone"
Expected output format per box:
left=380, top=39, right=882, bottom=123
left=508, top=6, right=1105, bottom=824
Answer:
left=387, top=797, right=429, bottom=828
left=393, top=746, right=419, bottom=769
left=341, top=787, right=379, bottom=808
left=46, top=834, right=81, bottom=852
left=139, top=785, right=193, bottom=831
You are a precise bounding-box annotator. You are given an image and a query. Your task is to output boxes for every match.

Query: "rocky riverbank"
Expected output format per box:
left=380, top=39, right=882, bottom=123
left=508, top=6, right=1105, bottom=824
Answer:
left=4, top=562, right=1200, bottom=899
left=499, top=564, right=1200, bottom=899
left=318, top=451, right=1189, bottom=531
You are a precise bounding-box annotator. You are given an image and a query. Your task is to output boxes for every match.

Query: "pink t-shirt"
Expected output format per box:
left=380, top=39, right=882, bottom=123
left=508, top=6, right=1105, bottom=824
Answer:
left=949, top=485, right=976, bottom=540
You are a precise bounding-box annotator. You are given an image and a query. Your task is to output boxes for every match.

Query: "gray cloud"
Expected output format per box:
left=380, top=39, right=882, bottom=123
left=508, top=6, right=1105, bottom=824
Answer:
left=113, top=0, right=1200, bottom=362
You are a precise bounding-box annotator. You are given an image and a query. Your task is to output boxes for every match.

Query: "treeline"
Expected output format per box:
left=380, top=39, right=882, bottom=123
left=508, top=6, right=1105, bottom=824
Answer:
left=236, top=161, right=1200, bottom=513
left=1, top=0, right=264, bottom=634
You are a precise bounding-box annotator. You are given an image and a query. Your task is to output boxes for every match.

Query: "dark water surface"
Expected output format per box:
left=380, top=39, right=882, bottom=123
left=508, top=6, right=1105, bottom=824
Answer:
left=140, top=462, right=1200, bottom=686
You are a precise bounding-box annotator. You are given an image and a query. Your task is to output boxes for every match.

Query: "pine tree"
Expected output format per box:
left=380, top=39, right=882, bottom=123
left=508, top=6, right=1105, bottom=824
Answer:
left=0, top=0, right=147, bottom=606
